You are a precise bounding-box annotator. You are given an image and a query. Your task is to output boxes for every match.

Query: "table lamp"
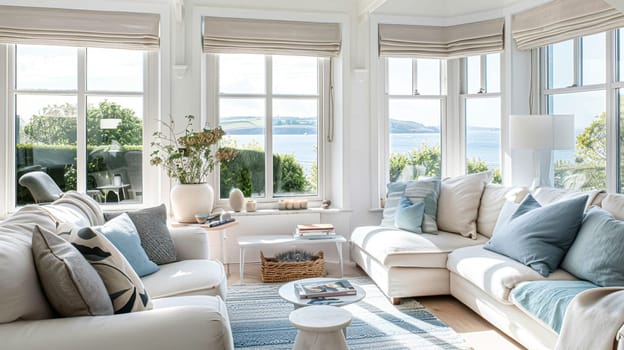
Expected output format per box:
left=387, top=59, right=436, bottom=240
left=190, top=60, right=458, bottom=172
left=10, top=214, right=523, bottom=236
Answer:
left=510, top=114, right=575, bottom=189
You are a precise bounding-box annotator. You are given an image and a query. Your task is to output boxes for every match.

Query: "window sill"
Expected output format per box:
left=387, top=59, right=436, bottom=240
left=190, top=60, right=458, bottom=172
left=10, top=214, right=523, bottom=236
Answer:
left=369, top=208, right=383, bottom=213
left=229, top=207, right=351, bottom=217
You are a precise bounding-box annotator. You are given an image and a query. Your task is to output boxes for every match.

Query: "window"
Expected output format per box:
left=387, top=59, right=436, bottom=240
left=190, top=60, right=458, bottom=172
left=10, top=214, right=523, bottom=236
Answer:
left=385, top=58, right=445, bottom=182
left=215, top=54, right=327, bottom=200
left=463, top=53, right=502, bottom=183
left=12, top=44, right=149, bottom=205
left=543, top=33, right=612, bottom=191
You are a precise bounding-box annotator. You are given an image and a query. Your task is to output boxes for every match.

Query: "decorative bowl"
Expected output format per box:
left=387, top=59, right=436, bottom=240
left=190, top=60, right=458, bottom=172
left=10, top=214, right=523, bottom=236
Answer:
left=194, top=213, right=210, bottom=224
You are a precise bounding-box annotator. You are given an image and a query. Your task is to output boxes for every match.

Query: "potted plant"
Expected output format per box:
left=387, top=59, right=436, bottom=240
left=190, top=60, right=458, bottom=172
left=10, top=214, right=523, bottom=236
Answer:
left=150, top=115, right=236, bottom=222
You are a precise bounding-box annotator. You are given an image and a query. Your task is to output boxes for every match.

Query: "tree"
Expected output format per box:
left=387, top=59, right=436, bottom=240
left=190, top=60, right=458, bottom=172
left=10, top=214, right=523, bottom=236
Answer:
left=23, top=100, right=142, bottom=146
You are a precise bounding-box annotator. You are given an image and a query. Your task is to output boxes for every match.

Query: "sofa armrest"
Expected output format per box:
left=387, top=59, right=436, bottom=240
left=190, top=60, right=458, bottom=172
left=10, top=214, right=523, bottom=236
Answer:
left=169, top=226, right=210, bottom=260
left=0, top=297, right=233, bottom=350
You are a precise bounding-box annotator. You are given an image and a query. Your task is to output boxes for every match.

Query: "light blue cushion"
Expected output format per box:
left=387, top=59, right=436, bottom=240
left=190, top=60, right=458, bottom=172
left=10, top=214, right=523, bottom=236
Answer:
left=562, top=207, right=624, bottom=286
left=395, top=197, right=425, bottom=234
left=484, top=194, right=587, bottom=277
left=404, top=178, right=440, bottom=232
left=96, top=213, right=159, bottom=277
left=381, top=181, right=408, bottom=227
left=511, top=280, right=597, bottom=333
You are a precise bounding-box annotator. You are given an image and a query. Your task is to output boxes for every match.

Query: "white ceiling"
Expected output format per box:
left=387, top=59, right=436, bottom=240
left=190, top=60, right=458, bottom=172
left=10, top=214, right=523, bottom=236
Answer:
left=373, top=0, right=536, bottom=17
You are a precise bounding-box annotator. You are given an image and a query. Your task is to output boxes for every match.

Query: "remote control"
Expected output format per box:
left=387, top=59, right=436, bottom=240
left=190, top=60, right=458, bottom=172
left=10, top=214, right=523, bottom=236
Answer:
left=208, top=218, right=235, bottom=227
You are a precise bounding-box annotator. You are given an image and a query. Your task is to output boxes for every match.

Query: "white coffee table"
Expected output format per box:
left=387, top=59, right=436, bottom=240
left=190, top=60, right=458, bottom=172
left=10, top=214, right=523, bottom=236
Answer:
left=279, top=277, right=366, bottom=309
left=237, top=235, right=347, bottom=283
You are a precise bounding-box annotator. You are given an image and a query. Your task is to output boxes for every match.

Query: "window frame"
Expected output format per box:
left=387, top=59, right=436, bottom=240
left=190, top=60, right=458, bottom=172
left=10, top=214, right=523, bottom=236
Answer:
left=205, top=53, right=330, bottom=205
left=5, top=44, right=158, bottom=211
left=540, top=31, right=622, bottom=193
left=460, top=53, right=502, bottom=178
left=381, top=57, right=448, bottom=184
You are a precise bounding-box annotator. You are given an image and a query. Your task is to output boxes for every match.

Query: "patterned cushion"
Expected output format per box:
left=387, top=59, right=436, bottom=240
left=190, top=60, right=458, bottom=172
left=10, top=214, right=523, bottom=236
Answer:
left=57, top=223, right=153, bottom=314
left=105, top=204, right=176, bottom=264
left=32, top=225, right=112, bottom=317
left=404, top=178, right=440, bottom=232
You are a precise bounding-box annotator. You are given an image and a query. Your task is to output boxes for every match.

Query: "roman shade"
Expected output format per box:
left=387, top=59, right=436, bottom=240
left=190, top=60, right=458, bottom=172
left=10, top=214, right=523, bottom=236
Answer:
left=0, top=5, right=160, bottom=50
left=202, top=16, right=341, bottom=57
left=378, top=18, right=504, bottom=58
left=512, top=0, right=624, bottom=50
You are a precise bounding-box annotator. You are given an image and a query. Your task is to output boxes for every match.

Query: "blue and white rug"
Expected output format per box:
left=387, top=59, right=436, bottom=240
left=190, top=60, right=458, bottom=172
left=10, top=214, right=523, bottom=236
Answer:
left=226, top=276, right=471, bottom=349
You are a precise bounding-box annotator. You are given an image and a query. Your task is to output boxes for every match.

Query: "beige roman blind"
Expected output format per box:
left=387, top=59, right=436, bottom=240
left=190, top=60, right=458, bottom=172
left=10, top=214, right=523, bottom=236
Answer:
left=0, top=5, right=160, bottom=50
left=202, top=16, right=341, bottom=57
left=512, top=0, right=624, bottom=50
left=378, top=18, right=504, bottom=58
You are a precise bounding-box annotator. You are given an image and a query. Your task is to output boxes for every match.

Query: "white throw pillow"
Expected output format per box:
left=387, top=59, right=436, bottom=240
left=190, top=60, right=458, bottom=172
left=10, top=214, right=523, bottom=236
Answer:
left=601, top=193, right=624, bottom=220
left=437, top=172, right=492, bottom=239
left=477, top=184, right=528, bottom=237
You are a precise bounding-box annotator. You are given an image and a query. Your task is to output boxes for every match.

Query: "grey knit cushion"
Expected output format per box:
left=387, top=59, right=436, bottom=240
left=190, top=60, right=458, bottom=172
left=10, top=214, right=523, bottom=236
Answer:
left=105, top=204, right=176, bottom=264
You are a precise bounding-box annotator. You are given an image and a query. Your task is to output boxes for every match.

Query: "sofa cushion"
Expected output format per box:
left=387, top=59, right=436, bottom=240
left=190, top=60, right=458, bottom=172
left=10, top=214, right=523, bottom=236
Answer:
left=404, top=178, right=440, bottom=232
left=437, top=172, right=492, bottom=239
left=601, top=193, right=624, bottom=220
left=381, top=181, right=408, bottom=227
left=105, top=204, right=176, bottom=265
left=98, top=213, right=159, bottom=277
left=0, top=206, right=57, bottom=323
left=562, top=207, right=624, bottom=287
left=532, top=187, right=604, bottom=209
left=58, top=224, right=153, bottom=314
left=142, top=260, right=227, bottom=299
left=510, top=280, right=597, bottom=333
left=395, top=197, right=425, bottom=234
left=448, top=245, right=577, bottom=304
left=484, top=194, right=587, bottom=277
left=350, top=226, right=488, bottom=268
left=477, top=184, right=528, bottom=237
left=32, top=225, right=113, bottom=317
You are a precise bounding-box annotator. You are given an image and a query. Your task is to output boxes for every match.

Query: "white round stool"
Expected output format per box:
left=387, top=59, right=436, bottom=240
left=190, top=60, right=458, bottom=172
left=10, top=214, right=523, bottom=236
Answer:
left=289, top=305, right=352, bottom=350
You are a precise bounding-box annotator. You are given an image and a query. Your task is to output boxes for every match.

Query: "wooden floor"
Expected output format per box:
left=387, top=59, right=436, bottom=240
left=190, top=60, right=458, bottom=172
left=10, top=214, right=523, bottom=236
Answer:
left=227, top=262, right=525, bottom=350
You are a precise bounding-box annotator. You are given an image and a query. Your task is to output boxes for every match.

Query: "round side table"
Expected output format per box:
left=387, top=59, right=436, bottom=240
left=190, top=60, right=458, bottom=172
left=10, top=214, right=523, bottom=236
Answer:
left=289, top=305, right=352, bottom=350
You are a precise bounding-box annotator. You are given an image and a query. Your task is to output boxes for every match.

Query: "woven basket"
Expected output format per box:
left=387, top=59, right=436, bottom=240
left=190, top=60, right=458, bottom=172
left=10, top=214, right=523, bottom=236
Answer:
left=260, top=251, right=325, bottom=283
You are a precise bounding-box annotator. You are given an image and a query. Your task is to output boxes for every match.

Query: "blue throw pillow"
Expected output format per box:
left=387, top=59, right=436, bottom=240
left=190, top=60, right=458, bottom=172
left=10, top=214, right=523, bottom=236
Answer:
left=484, top=194, right=587, bottom=277
left=96, top=213, right=159, bottom=277
left=394, top=196, right=425, bottom=234
left=404, top=178, right=440, bottom=232
left=381, top=181, right=408, bottom=227
left=561, top=207, right=624, bottom=286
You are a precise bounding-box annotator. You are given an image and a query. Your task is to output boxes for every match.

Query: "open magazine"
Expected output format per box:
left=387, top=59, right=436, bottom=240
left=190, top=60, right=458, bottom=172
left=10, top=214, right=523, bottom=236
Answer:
left=294, top=279, right=356, bottom=299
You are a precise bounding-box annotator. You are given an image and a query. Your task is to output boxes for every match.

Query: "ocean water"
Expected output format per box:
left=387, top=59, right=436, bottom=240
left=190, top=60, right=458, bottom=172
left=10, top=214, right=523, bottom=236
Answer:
left=230, top=130, right=504, bottom=174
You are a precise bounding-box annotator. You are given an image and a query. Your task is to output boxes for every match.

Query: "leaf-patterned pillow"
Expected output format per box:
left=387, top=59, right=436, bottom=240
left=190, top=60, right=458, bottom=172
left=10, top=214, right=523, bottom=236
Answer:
left=57, top=223, right=152, bottom=314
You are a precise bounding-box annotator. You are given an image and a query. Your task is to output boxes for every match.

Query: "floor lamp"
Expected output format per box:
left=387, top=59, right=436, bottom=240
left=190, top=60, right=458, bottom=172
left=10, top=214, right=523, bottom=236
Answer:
left=510, top=114, right=575, bottom=189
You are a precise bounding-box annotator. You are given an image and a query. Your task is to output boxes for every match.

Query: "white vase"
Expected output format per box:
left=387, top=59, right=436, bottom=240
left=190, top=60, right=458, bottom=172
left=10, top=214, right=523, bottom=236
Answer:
left=170, top=183, right=214, bottom=223
left=229, top=188, right=245, bottom=212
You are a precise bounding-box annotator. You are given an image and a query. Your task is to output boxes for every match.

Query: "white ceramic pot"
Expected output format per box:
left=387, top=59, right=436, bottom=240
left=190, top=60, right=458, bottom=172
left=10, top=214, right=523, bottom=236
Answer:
left=170, top=183, right=214, bottom=223
left=229, top=188, right=245, bottom=212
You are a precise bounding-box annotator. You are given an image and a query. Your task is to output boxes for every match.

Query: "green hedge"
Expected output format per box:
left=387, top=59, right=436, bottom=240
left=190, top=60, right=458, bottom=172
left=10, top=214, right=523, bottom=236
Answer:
left=219, top=149, right=310, bottom=198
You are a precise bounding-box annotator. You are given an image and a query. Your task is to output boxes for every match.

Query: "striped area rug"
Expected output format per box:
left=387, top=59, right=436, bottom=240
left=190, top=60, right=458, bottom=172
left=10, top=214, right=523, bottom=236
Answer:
left=226, top=276, right=470, bottom=349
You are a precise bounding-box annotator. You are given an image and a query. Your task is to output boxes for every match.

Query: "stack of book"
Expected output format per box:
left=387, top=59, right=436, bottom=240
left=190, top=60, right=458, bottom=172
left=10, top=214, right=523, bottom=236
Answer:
left=294, top=279, right=356, bottom=299
left=295, top=224, right=336, bottom=239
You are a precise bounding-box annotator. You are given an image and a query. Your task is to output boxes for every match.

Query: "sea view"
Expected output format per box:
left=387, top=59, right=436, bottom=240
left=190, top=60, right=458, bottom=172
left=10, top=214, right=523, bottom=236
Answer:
left=229, top=129, right=505, bottom=176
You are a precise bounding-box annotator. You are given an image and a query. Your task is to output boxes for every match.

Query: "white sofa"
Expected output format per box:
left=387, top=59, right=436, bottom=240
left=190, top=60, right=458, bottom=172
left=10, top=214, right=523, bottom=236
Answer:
left=351, top=183, right=611, bottom=350
left=0, top=193, right=233, bottom=350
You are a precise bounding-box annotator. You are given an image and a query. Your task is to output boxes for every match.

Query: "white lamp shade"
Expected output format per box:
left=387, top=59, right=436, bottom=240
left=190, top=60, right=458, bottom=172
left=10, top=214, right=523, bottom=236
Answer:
left=510, top=114, right=574, bottom=150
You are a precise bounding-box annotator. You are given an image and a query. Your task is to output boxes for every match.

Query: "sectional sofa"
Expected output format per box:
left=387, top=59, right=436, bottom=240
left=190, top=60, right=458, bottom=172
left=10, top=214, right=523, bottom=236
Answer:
left=350, top=172, right=617, bottom=350
left=0, top=192, right=233, bottom=350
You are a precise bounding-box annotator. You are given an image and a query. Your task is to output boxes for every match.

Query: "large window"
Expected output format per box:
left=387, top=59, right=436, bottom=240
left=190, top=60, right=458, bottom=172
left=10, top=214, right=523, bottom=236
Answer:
left=13, top=44, right=148, bottom=205
left=543, top=32, right=613, bottom=191
left=463, top=53, right=502, bottom=183
left=385, top=58, right=445, bottom=182
left=216, top=54, right=327, bottom=200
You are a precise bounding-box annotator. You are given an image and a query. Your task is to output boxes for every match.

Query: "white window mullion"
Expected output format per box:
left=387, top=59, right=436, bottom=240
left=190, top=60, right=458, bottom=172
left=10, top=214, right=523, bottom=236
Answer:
left=480, top=55, right=487, bottom=93
left=412, top=59, right=419, bottom=95
left=265, top=56, right=273, bottom=199
left=606, top=30, right=619, bottom=193
left=2, top=45, right=14, bottom=216
left=573, top=38, right=582, bottom=87
left=318, top=58, right=328, bottom=199
left=76, top=48, right=87, bottom=193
